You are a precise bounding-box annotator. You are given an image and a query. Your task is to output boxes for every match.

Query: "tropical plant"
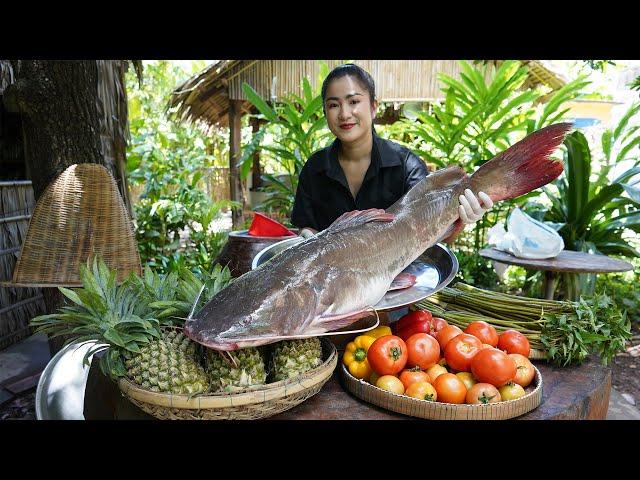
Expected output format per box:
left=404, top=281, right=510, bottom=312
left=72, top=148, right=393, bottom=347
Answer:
left=126, top=61, right=236, bottom=274
left=238, top=63, right=333, bottom=218
left=524, top=104, right=640, bottom=299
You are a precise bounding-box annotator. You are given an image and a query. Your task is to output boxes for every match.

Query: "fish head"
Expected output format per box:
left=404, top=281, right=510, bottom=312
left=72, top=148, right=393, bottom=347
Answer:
left=183, top=267, right=319, bottom=351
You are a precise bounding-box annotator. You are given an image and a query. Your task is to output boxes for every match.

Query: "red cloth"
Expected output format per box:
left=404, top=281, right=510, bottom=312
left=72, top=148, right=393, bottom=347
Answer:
left=247, top=212, right=296, bottom=237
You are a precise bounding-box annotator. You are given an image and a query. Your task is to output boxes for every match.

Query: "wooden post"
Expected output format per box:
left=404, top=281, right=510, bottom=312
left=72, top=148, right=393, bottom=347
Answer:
left=228, top=99, right=245, bottom=229
left=250, top=117, right=263, bottom=192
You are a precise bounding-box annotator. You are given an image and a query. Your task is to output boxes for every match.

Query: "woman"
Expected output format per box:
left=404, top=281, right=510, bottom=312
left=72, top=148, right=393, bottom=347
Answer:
left=291, top=63, right=493, bottom=239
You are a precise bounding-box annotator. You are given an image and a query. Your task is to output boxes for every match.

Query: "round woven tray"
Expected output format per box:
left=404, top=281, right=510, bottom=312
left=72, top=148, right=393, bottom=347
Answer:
left=341, top=364, right=543, bottom=420
left=118, top=338, right=337, bottom=420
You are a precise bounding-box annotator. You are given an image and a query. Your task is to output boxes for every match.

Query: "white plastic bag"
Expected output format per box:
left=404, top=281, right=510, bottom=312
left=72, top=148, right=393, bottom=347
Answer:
left=487, top=208, right=564, bottom=259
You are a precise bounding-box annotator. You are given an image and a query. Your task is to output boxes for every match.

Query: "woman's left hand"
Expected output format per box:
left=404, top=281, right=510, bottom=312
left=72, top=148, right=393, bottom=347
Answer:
left=459, top=189, right=494, bottom=224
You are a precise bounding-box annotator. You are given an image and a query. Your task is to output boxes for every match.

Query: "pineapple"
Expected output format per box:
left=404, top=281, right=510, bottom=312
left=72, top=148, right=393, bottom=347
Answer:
left=269, top=337, right=323, bottom=382
left=205, top=347, right=267, bottom=392
left=30, top=257, right=209, bottom=396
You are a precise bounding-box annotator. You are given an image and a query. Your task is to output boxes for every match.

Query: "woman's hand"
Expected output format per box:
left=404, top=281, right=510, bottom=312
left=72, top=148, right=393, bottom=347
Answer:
left=459, top=189, right=494, bottom=224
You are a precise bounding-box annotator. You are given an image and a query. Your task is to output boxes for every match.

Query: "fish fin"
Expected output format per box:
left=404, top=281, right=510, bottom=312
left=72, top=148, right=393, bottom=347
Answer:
left=315, top=309, right=375, bottom=331
left=387, top=272, right=417, bottom=291
left=470, top=122, right=572, bottom=202
left=325, top=208, right=394, bottom=234
left=438, top=218, right=465, bottom=243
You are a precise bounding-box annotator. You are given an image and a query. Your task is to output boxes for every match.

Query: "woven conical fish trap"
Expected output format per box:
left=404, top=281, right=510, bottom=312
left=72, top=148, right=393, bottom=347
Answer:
left=11, top=163, right=141, bottom=286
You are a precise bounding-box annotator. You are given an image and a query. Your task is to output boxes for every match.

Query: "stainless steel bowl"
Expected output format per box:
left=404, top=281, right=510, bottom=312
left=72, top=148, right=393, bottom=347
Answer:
left=252, top=237, right=458, bottom=312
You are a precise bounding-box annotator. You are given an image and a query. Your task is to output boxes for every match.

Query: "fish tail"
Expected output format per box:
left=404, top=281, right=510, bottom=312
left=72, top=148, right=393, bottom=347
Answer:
left=470, top=123, right=572, bottom=202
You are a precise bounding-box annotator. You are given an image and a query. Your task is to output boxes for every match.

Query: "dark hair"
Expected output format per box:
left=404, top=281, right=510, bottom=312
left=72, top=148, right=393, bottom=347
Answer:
left=321, top=63, right=376, bottom=113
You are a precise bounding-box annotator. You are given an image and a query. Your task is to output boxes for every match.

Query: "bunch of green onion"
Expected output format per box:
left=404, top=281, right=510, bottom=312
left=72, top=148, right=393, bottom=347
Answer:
left=415, top=283, right=631, bottom=366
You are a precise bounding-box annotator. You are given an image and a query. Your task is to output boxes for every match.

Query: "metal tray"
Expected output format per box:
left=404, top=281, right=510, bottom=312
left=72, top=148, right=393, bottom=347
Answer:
left=252, top=237, right=459, bottom=312
left=35, top=340, right=104, bottom=420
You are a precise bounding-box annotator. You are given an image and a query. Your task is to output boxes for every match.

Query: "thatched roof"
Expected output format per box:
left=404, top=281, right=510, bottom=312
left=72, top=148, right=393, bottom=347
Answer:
left=169, top=60, right=568, bottom=129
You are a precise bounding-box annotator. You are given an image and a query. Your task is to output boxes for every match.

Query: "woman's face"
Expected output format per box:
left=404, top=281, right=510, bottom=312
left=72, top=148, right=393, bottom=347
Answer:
left=324, top=75, right=377, bottom=145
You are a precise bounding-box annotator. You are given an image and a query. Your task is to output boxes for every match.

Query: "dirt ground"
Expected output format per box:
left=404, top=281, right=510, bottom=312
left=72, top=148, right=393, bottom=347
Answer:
left=2, top=323, right=639, bottom=420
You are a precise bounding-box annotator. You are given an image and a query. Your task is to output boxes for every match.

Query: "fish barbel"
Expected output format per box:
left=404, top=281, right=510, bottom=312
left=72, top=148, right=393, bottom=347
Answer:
left=185, top=123, right=572, bottom=350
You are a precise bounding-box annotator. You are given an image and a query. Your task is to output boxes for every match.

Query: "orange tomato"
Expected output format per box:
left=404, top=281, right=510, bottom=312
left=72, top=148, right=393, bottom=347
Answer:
left=509, top=353, right=536, bottom=388
left=464, top=321, right=499, bottom=347
left=466, top=383, right=502, bottom=404
left=436, top=325, right=463, bottom=350
left=405, top=381, right=437, bottom=401
left=428, top=317, right=449, bottom=338
left=432, top=373, right=467, bottom=404
left=399, top=368, right=431, bottom=390
left=444, top=333, right=483, bottom=372
left=470, top=348, right=517, bottom=387
left=368, top=335, right=408, bottom=375
left=406, top=333, right=440, bottom=370
left=497, top=330, right=530, bottom=357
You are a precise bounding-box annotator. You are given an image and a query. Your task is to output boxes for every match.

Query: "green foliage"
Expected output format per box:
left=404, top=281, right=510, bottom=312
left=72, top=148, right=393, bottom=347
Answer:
left=126, top=61, right=236, bottom=274
left=238, top=66, right=333, bottom=218
left=523, top=104, right=640, bottom=299
left=595, top=262, right=640, bottom=325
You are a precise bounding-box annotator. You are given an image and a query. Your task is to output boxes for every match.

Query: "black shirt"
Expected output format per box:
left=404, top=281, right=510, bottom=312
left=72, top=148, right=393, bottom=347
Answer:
left=291, top=133, right=429, bottom=231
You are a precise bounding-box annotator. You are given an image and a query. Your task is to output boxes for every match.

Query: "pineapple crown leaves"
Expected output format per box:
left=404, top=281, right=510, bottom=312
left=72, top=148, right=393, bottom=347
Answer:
left=30, top=257, right=163, bottom=371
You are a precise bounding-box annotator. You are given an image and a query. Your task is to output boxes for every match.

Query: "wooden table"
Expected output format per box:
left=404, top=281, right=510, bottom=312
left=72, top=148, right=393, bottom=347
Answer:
left=83, top=354, right=611, bottom=420
left=479, top=248, right=634, bottom=300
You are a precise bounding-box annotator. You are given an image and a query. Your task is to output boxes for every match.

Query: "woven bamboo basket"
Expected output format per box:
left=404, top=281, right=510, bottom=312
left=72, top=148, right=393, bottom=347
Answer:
left=9, top=163, right=141, bottom=287
left=118, top=338, right=338, bottom=420
left=341, top=363, right=542, bottom=420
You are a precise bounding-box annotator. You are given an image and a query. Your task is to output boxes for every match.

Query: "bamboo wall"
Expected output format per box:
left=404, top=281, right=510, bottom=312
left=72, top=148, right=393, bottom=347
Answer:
left=226, top=60, right=472, bottom=103
left=0, top=181, right=46, bottom=350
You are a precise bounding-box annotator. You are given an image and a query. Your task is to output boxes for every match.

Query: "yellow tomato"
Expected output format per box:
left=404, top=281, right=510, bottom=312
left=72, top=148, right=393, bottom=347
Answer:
left=499, top=382, right=526, bottom=401
left=456, top=372, right=477, bottom=390
left=426, top=364, right=448, bottom=382
left=376, top=375, right=405, bottom=395
left=405, top=381, right=437, bottom=401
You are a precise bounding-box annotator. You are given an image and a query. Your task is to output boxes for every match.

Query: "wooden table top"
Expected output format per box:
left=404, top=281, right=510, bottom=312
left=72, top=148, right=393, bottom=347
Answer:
left=479, top=248, right=634, bottom=274
left=84, top=353, right=612, bottom=421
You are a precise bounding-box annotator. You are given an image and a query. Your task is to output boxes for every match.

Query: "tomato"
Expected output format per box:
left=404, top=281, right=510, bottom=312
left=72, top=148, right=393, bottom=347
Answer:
left=464, top=321, right=499, bottom=347
left=428, top=317, right=448, bottom=338
left=499, top=382, right=526, bottom=401
left=376, top=375, right=405, bottom=395
left=432, top=373, right=467, bottom=404
left=497, top=330, right=530, bottom=357
left=426, top=364, right=448, bottom=382
left=368, top=335, right=408, bottom=375
left=436, top=325, right=463, bottom=350
left=405, top=381, right=437, bottom=401
left=481, top=343, right=495, bottom=350
left=470, top=348, right=517, bottom=387
left=456, top=372, right=477, bottom=391
left=406, top=333, right=440, bottom=370
left=444, top=333, right=483, bottom=372
left=399, top=368, right=431, bottom=390
left=438, top=357, right=448, bottom=368
left=395, top=310, right=433, bottom=341
left=466, top=383, right=502, bottom=404
left=509, top=353, right=536, bottom=388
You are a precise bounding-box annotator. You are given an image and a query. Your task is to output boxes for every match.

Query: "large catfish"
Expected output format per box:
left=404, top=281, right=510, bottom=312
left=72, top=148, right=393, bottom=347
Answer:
left=185, top=123, right=572, bottom=350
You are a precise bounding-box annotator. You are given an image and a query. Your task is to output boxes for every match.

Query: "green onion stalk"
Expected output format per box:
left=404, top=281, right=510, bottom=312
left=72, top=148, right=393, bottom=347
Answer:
left=415, top=283, right=631, bottom=367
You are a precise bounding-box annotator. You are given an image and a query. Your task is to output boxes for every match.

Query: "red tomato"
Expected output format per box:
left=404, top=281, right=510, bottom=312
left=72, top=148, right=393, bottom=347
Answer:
left=405, top=333, right=440, bottom=370
left=368, top=335, right=408, bottom=375
left=428, top=317, right=448, bottom=338
left=509, top=353, right=536, bottom=388
left=436, top=325, right=463, bottom=350
left=498, top=330, right=530, bottom=357
left=470, top=348, right=517, bottom=387
left=444, top=333, right=483, bottom=372
left=466, top=383, right=502, bottom=404
left=394, top=310, right=433, bottom=341
left=432, top=373, right=467, bottom=404
left=399, top=368, right=432, bottom=390
left=464, top=321, right=499, bottom=347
